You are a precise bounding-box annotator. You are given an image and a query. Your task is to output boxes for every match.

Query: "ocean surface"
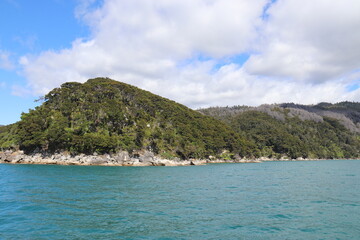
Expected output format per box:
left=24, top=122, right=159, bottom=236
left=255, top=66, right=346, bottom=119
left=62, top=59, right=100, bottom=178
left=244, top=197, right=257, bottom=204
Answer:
left=0, top=160, right=359, bottom=240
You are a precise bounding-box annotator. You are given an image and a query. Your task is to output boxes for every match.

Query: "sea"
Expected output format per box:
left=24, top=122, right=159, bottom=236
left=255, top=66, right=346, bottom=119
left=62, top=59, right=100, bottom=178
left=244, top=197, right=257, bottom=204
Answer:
left=0, top=160, right=359, bottom=240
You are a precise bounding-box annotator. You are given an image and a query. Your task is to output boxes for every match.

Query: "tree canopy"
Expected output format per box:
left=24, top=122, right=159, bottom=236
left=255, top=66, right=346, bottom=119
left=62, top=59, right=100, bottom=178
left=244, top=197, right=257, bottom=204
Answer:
left=9, top=78, right=248, bottom=159
left=1, top=78, right=360, bottom=160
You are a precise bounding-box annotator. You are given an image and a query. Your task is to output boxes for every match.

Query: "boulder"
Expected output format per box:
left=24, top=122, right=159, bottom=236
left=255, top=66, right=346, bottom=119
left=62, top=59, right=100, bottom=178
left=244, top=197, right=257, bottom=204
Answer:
left=0, top=152, right=6, bottom=161
left=87, top=156, right=108, bottom=165
left=4, top=152, right=25, bottom=163
left=113, top=151, right=130, bottom=163
left=12, top=154, right=24, bottom=163
left=190, top=160, right=206, bottom=165
left=139, top=151, right=154, bottom=162
left=122, top=158, right=140, bottom=166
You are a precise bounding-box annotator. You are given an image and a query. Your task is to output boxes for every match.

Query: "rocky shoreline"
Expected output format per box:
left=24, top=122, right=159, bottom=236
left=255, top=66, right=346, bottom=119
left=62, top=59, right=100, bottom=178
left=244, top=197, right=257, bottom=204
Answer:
left=0, top=150, right=263, bottom=167
left=1, top=150, right=356, bottom=167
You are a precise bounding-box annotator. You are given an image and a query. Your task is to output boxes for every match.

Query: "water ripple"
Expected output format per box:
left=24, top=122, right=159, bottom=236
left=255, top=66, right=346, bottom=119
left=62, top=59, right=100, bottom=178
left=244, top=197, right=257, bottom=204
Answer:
left=0, top=160, right=360, bottom=239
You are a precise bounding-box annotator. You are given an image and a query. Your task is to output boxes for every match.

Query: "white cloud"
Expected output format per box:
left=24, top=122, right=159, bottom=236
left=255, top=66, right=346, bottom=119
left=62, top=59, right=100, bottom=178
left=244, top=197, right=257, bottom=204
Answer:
left=154, top=64, right=360, bottom=108
left=0, top=51, right=14, bottom=70
left=21, top=0, right=266, bottom=95
left=245, top=0, right=360, bottom=83
left=19, top=0, right=360, bottom=108
left=11, top=84, right=33, bottom=97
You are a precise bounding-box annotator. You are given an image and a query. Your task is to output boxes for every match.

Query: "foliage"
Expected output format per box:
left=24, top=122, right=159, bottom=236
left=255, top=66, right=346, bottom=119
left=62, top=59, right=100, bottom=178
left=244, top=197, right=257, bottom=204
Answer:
left=0, top=124, right=17, bottom=150
left=200, top=106, right=360, bottom=159
left=3, top=78, right=248, bottom=158
left=2, top=78, right=360, bottom=160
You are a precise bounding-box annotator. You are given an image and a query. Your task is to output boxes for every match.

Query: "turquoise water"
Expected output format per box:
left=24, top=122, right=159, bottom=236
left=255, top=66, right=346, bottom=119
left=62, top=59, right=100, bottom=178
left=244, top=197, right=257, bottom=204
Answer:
left=0, top=161, right=360, bottom=239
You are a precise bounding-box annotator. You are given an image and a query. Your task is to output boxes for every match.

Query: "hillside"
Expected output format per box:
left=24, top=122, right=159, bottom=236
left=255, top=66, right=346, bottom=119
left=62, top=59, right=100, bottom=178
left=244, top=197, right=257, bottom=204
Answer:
left=0, top=78, right=249, bottom=159
left=199, top=103, right=360, bottom=159
left=0, top=124, right=17, bottom=150
left=2, top=78, right=360, bottom=161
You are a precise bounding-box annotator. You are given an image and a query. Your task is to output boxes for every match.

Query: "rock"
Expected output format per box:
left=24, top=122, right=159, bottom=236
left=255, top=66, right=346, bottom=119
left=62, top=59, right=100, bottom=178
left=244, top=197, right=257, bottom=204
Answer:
left=234, top=154, right=242, bottom=161
left=190, top=160, right=206, bottom=165
left=0, top=152, right=6, bottom=161
left=87, top=156, right=108, bottom=165
left=152, top=161, right=166, bottom=166
left=122, top=158, right=140, bottom=166
left=4, top=152, right=24, bottom=163
left=150, top=158, right=166, bottom=166
left=122, top=162, right=132, bottom=166
left=133, top=161, right=153, bottom=166
left=1, top=150, right=267, bottom=167
left=139, top=151, right=154, bottom=162
left=45, top=159, right=57, bottom=164
left=163, top=160, right=183, bottom=166
left=113, top=151, right=130, bottom=163
left=13, top=154, right=24, bottom=163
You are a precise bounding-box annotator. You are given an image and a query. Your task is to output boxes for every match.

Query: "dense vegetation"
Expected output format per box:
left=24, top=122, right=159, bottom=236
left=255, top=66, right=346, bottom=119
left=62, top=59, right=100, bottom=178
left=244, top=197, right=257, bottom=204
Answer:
left=0, top=124, right=17, bottom=150
left=199, top=104, right=360, bottom=159
left=1, top=78, right=248, bottom=159
left=280, top=102, right=360, bottom=124
left=1, top=77, right=360, bottom=160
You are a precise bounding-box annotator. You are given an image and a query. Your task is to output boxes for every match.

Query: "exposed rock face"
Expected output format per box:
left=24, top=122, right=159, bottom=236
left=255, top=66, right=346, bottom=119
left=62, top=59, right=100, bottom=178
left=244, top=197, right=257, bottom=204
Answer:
left=0, top=150, right=263, bottom=166
left=87, top=157, right=108, bottom=165
left=139, top=151, right=154, bottom=163
left=113, top=151, right=130, bottom=163
left=0, top=151, right=25, bottom=163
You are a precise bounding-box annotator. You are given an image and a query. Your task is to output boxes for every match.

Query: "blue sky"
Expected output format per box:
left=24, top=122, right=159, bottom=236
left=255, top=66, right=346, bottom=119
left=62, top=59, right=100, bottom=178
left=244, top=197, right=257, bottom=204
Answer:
left=0, top=0, right=87, bottom=124
left=1, top=0, right=360, bottom=125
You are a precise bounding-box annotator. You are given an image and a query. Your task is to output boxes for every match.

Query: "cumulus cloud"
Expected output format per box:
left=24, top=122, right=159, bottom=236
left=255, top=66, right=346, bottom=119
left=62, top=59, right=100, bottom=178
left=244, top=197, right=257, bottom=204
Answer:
left=19, top=0, right=360, bottom=108
left=245, top=0, right=360, bottom=83
left=11, top=84, right=33, bottom=97
left=162, top=64, right=360, bottom=108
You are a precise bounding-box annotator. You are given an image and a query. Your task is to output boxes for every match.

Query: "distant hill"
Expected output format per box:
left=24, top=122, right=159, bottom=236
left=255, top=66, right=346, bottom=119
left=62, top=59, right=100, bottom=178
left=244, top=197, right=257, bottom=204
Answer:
left=279, top=102, right=360, bottom=128
left=199, top=103, right=360, bottom=159
left=0, top=78, right=248, bottom=159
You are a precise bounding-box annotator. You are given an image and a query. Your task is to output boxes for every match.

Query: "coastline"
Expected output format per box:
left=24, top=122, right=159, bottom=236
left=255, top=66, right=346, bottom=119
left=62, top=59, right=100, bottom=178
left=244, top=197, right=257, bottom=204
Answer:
left=0, top=150, right=357, bottom=167
left=0, top=150, right=259, bottom=166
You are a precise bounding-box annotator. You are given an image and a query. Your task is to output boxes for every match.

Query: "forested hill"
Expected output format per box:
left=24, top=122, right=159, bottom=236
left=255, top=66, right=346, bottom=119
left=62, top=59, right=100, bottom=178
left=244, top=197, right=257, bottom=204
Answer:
left=199, top=103, right=360, bottom=159
left=0, top=78, right=248, bottom=159
left=1, top=77, right=360, bottom=160
left=279, top=102, right=360, bottom=125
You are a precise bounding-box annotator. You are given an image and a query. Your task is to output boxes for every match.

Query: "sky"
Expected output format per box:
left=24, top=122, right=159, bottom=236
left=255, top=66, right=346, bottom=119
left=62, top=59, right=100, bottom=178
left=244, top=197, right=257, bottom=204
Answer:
left=1, top=0, right=360, bottom=125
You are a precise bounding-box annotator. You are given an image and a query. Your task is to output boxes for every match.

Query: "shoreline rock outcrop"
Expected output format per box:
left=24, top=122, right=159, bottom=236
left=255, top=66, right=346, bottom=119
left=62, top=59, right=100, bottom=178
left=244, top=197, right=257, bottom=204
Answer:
left=3, top=150, right=355, bottom=167
left=0, top=150, right=261, bottom=167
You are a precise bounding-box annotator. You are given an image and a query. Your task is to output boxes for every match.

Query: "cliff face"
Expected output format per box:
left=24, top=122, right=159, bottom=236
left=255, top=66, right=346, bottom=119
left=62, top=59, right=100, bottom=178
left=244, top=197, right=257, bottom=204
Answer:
left=3, top=78, right=246, bottom=159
